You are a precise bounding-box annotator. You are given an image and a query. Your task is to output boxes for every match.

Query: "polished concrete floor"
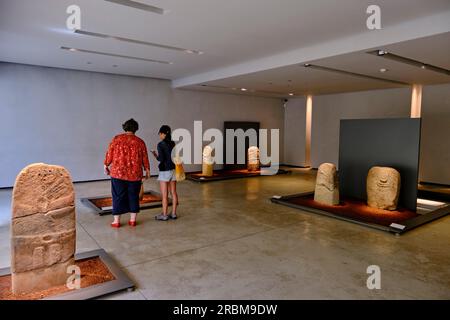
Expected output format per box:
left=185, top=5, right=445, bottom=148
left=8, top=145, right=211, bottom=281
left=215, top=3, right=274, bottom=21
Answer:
left=0, top=168, right=449, bottom=299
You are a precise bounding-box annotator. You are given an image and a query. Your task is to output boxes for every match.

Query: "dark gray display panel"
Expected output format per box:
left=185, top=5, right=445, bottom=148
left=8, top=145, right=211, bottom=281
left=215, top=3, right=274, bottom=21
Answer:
left=339, top=118, right=421, bottom=211
left=224, top=121, right=260, bottom=170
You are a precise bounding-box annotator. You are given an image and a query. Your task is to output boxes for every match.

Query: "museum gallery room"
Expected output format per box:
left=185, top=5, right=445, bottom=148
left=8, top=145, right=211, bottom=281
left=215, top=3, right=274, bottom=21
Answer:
left=0, top=0, right=449, bottom=301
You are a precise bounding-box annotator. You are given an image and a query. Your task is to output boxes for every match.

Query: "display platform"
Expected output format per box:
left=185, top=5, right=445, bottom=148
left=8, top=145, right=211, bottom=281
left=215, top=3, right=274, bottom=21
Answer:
left=187, top=168, right=290, bottom=183
left=0, top=249, right=134, bottom=300
left=271, top=192, right=450, bottom=235
left=81, top=191, right=169, bottom=215
left=418, top=183, right=450, bottom=202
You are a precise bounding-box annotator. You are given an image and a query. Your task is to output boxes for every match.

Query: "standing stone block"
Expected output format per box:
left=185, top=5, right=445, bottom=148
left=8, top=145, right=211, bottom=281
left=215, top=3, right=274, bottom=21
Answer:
left=314, top=163, right=340, bottom=205
left=367, top=166, right=401, bottom=210
left=202, top=146, right=214, bottom=176
left=11, top=163, right=76, bottom=294
left=247, top=146, right=260, bottom=171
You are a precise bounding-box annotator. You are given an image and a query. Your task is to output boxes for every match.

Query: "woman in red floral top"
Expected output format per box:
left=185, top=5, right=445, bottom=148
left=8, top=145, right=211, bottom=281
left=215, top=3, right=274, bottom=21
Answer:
left=104, top=119, right=150, bottom=228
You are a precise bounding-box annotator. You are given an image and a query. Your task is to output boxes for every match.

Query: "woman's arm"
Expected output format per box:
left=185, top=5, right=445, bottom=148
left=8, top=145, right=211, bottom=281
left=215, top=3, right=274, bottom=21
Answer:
left=104, top=139, right=114, bottom=175
left=142, top=143, right=150, bottom=180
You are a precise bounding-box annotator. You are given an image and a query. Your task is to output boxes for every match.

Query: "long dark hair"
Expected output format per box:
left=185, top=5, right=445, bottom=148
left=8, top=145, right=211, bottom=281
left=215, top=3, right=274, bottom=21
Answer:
left=159, top=125, right=175, bottom=147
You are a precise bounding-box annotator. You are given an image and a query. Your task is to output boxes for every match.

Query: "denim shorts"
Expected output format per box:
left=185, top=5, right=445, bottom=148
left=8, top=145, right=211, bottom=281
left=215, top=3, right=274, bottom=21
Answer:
left=158, top=170, right=175, bottom=182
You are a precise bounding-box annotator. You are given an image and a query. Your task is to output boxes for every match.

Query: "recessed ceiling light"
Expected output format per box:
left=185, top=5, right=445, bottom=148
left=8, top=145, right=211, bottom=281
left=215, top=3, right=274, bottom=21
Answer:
left=368, top=50, right=450, bottom=76
left=74, top=29, right=204, bottom=55
left=289, top=93, right=294, bottom=96
left=379, top=68, right=388, bottom=73
left=241, top=88, right=248, bottom=91
left=104, top=0, right=167, bottom=15
left=304, top=63, right=311, bottom=67
left=61, top=46, right=173, bottom=64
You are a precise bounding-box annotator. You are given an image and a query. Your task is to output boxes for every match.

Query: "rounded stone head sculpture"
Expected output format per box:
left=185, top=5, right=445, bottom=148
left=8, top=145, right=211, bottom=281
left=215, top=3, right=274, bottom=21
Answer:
left=247, top=146, right=260, bottom=171
left=202, top=146, right=214, bottom=165
left=366, top=166, right=401, bottom=211
left=202, top=146, right=214, bottom=176
left=314, top=163, right=339, bottom=206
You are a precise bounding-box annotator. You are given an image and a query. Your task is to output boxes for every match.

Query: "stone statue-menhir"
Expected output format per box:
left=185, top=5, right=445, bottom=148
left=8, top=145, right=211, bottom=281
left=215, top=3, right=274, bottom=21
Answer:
left=11, top=163, right=76, bottom=294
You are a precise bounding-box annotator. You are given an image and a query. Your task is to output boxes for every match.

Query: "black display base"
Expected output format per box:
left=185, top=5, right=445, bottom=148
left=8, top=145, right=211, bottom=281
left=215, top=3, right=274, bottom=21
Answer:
left=187, top=168, right=290, bottom=183
left=0, top=249, right=135, bottom=300
left=271, top=192, right=450, bottom=235
left=81, top=190, right=170, bottom=216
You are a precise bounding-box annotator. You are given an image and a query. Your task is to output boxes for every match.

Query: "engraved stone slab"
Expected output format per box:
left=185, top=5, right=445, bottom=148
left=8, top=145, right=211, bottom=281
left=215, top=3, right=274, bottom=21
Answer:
left=314, top=163, right=340, bottom=206
left=367, top=166, right=401, bottom=211
left=11, top=163, right=76, bottom=294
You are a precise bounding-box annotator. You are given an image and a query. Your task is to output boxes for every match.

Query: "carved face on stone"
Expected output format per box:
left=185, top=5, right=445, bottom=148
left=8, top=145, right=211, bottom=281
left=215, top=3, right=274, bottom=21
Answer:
left=316, top=163, right=338, bottom=191
left=314, top=163, right=339, bottom=205
left=366, top=166, right=401, bottom=210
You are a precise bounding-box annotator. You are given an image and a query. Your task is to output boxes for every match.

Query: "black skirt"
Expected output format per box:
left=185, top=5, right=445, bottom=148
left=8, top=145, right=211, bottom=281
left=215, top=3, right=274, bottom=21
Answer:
left=111, top=178, right=142, bottom=215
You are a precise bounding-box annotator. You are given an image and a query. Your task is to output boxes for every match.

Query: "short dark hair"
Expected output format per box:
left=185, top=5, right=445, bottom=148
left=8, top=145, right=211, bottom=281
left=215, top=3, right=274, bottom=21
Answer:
left=122, top=118, right=139, bottom=133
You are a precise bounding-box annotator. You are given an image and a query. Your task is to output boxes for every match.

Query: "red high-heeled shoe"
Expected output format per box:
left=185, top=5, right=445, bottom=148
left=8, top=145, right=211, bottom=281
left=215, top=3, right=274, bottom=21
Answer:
left=111, top=222, right=121, bottom=228
left=128, top=220, right=137, bottom=227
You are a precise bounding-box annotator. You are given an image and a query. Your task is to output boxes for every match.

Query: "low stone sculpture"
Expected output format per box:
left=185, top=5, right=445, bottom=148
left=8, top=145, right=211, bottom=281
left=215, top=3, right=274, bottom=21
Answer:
left=367, top=166, right=401, bottom=210
left=314, top=163, right=339, bottom=205
left=11, top=163, right=76, bottom=294
left=247, top=146, right=260, bottom=171
left=202, top=146, right=214, bottom=176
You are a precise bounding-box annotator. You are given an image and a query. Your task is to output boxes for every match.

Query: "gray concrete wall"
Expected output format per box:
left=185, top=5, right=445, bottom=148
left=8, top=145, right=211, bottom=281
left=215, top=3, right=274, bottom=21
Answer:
left=283, top=97, right=307, bottom=166
left=310, top=87, right=411, bottom=169
left=0, top=63, right=284, bottom=187
left=420, top=83, right=450, bottom=185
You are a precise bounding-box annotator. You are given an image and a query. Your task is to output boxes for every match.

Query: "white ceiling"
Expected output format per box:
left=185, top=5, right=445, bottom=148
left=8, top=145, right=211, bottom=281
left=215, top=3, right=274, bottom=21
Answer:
left=1, top=0, right=450, bottom=96
left=191, top=32, right=450, bottom=97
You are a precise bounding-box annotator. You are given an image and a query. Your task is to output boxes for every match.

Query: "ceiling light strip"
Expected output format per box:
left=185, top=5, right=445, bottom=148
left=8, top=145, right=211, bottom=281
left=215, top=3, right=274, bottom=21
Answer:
left=304, top=64, right=409, bottom=85
left=61, top=46, right=172, bottom=64
left=104, top=0, right=166, bottom=14
left=199, top=84, right=291, bottom=96
left=74, top=29, right=203, bottom=55
left=368, top=50, right=450, bottom=76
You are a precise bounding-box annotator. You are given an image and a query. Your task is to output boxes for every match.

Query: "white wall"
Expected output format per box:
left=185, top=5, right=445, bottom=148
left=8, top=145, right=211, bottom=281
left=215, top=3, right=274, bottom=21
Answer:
left=0, top=63, right=284, bottom=188
left=420, top=83, right=450, bottom=185
left=283, top=97, right=307, bottom=166
left=310, top=88, right=411, bottom=169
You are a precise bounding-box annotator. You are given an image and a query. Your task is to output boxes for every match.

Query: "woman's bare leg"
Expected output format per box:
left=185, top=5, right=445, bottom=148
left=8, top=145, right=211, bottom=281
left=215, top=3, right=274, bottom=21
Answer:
left=169, top=181, right=178, bottom=215
left=113, top=215, right=120, bottom=224
left=160, top=181, right=169, bottom=215
left=130, top=212, right=137, bottom=222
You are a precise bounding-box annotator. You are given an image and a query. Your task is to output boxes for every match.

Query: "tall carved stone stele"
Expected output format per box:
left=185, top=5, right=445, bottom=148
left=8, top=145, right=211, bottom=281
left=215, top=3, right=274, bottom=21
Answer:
left=202, top=146, right=214, bottom=176
left=247, top=146, right=260, bottom=171
left=314, top=163, right=339, bottom=206
left=367, top=166, right=401, bottom=211
left=11, top=163, right=76, bottom=294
